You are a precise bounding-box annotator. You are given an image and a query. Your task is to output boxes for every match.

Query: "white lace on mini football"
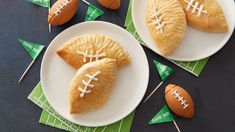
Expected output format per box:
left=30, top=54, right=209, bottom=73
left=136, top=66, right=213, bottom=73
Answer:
left=172, top=89, right=189, bottom=109
left=54, top=0, right=71, bottom=16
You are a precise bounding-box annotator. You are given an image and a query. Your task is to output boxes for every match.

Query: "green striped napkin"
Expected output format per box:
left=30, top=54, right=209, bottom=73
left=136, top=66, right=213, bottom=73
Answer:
left=125, top=0, right=208, bottom=77
left=28, top=83, right=135, bottom=132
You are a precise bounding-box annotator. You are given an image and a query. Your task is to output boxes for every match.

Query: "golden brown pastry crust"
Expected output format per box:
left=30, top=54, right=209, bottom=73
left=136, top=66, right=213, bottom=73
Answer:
left=146, top=0, right=187, bottom=56
left=178, top=0, right=228, bottom=32
left=57, top=34, right=131, bottom=69
left=69, top=58, right=117, bottom=114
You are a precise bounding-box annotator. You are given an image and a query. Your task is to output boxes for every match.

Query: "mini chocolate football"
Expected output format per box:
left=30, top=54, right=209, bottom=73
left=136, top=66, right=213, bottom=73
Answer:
left=48, top=0, right=78, bottom=26
left=165, top=84, right=195, bottom=118
left=97, top=0, right=120, bottom=9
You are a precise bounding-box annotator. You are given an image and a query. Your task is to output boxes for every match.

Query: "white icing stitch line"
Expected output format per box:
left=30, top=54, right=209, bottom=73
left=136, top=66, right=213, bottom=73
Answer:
left=172, top=89, right=189, bottom=109
left=151, top=6, right=165, bottom=34
left=54, top=0, right=70, bottom=16
left=78, top=71, right=101, bottom=97
left=77, top=50, right=106, bottom=63
left=184, top=0, right=207, bottom=17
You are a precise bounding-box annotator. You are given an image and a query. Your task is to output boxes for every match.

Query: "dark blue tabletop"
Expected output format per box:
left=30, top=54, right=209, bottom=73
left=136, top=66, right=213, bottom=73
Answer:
left=0, top=0, right=235, bottom=132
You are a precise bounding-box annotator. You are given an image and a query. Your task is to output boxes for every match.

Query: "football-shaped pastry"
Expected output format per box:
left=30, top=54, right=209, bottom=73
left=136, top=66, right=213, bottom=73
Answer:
left=165, top=84, right=195, bottom=118
left=178, top=0, right=228, bottom=32
left=69, top=58, right=117, bottom=114
left=97, top=0, right=120, bottom=9
left=48, top=0, right=78, bottom=26
left=146, top=0, right=187, bottom=56
left=57, top=34, right=131, bottom=69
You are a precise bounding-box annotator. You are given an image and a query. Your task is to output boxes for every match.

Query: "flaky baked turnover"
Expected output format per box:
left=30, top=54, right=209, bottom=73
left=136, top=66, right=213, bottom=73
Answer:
left=178, top=0, right=228, bottom=32
left=57, top=34, right=131, bottom=69
left=146, top=0, right=187, bottom=56
left=69, top=58, right=117, bottom=114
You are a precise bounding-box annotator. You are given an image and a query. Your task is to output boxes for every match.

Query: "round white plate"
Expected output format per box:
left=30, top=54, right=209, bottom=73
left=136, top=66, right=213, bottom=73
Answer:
left=41, top=21, right=149, bottom=127
left=132, top=0, right=235, bottom=61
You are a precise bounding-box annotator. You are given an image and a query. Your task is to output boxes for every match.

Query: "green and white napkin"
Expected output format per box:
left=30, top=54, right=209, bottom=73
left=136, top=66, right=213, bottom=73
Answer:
left=125, top=0, right=208, bottom=77
left=28, top=83, right=135, bottom=132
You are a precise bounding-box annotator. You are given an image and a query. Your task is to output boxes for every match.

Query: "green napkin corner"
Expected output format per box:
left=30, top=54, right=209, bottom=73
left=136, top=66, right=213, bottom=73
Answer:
left=28, top=83, right=135, bottom=132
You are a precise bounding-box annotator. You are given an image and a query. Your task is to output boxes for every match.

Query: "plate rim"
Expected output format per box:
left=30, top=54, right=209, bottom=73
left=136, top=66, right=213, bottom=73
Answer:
left=40, top=21, right=150, bottom=127
left=132, top=0, right=235, bottom=61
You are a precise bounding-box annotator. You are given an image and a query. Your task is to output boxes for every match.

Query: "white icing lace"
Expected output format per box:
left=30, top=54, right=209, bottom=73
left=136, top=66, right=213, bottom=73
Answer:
left=151, top=6, right=165, bottom=34
left=78, top=71, right=101, bottom=97
left=184, top=0, right=207, bottom=17
left=77, top=50, right=106, bottom=63
left=172, top=89, right=189, bottom=109
left=54, top=0, right=70, bottom=16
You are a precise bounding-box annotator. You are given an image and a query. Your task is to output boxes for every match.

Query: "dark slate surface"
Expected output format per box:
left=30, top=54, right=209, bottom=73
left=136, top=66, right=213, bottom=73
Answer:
left=0, top=0, right=235, bottom=132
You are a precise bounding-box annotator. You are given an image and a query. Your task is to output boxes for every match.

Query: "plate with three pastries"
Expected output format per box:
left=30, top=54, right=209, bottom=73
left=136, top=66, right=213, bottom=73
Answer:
left=133, top=0, right=235, bottom=61
left=41, top=21, right=149, bottom=126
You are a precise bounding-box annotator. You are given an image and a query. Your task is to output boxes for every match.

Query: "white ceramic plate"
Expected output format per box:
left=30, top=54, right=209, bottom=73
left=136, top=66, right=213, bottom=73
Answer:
left=132, top=0, right=235, bottom=61
left=41, top=21, right=149, bottom=127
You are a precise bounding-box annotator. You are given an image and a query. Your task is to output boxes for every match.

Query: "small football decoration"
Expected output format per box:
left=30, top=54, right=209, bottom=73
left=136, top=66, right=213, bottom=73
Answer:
left=48, top=0, right=78, bottom=26
left=165, top=84, right=195, bottom=118
left=97, top=0, right=120, bottom=10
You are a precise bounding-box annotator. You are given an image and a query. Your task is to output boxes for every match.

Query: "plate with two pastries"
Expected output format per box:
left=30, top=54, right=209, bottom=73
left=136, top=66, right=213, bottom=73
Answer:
left=41, top=21, right=149, bottom=127
left=133, top=0, right=235, bottom=61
